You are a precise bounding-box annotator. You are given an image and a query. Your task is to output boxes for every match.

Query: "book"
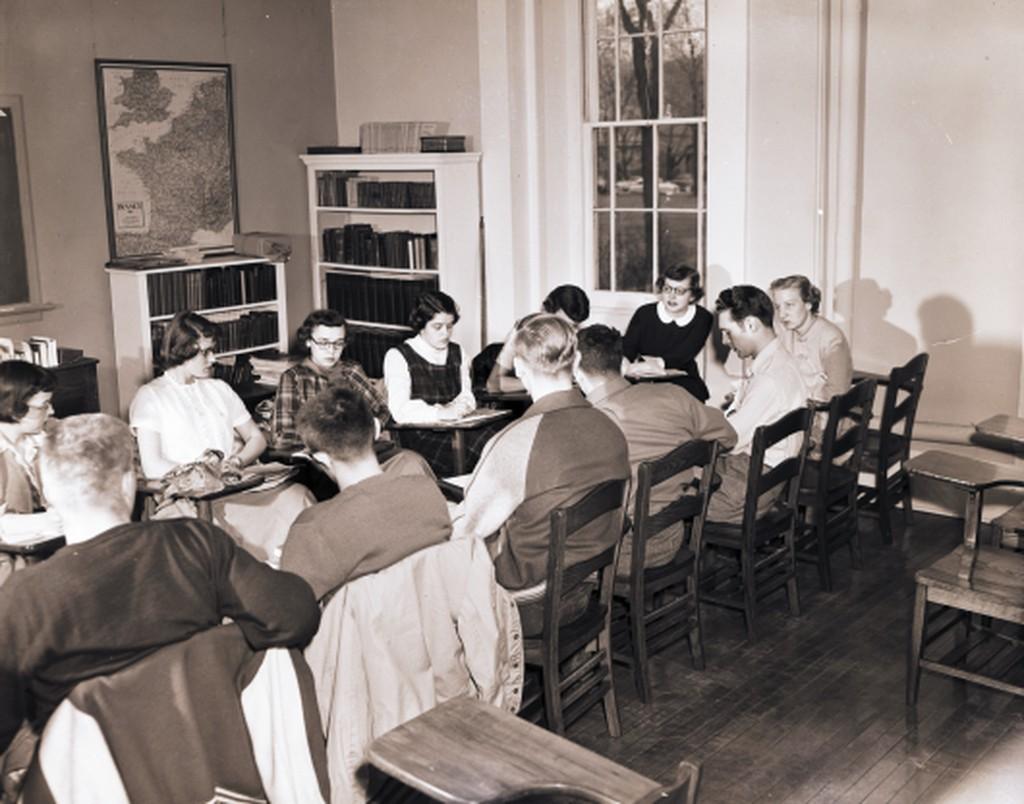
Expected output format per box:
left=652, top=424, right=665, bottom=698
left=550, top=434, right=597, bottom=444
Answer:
left=421, top=135, right=467, bottom=153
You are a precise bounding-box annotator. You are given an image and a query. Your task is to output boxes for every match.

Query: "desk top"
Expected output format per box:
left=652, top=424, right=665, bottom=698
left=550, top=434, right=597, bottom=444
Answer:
left=389, top=408, right=512, bottom=431
left=906, top=450, right=1024, bottom=491
left=367, top=696, right=662, bottom=803
left=975, top=415, right=1024, bottom=447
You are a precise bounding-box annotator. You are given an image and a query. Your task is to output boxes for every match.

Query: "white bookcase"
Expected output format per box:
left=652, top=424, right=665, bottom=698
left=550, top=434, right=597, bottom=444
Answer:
left=106, top=256, right=288, bottom=415
left=299, top=153, right=482, bottom=373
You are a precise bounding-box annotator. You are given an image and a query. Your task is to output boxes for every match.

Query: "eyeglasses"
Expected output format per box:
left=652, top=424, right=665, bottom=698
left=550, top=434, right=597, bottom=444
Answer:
left=310, top=338, right=346, bottom=350
left=661, top=285, right=693, bottom=297
left=197, top=347, right=217, bottom=357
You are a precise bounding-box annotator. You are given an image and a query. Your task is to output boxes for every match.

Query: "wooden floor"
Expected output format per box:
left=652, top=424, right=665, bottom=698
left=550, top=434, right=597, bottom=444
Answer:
left=569, top=512, right=1024, bottom=803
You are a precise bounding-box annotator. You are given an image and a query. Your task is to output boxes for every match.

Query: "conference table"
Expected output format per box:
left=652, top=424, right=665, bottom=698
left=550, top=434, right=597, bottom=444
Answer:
left=974, top=414, right=1024, bottom=448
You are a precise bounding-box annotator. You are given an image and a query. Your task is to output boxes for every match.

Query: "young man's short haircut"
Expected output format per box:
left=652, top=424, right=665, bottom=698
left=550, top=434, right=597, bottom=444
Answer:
left=576, top=324, right=623, bottom=375
left=161, top=311, right=219, bottom=369
left=40, top=414, right=135, bottom=509
left=511, top=314, right=577, bottom=376
left=541, top=284, right=590, bottom=324
left=296, top=385, right=375, bottom=461
left=714, top=285, right=775, bottom=330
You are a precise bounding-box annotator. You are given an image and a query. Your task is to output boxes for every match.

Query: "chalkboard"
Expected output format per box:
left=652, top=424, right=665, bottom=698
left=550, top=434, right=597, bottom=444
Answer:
left=0, top=96, right=40, bottom=310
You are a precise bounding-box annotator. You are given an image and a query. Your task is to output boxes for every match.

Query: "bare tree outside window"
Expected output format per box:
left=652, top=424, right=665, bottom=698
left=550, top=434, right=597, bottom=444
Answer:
left=589, top=0, right=706, bottom=292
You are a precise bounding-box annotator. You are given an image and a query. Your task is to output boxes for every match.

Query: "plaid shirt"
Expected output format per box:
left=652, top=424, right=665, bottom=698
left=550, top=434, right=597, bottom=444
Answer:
left=271, top=358, right=389, bottom=449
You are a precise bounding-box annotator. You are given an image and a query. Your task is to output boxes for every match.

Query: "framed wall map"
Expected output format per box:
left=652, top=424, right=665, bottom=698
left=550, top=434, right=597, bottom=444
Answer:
left=95, top=60, right=239, bottom=260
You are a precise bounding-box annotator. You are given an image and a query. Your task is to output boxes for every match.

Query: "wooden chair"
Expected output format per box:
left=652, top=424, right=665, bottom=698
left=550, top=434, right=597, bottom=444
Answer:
left=367, top=695, right=701, bottom=804
left=856, top=353, right=928, bottom=543
left=795, top=379, right=877, bottom=591
left=520, top=478, right=628, bottom=737
left=701, top=407, right=813, bottom=641
left=905, top=450, right=1024, bottom=704
left=612, top=439, right=719, bottom=703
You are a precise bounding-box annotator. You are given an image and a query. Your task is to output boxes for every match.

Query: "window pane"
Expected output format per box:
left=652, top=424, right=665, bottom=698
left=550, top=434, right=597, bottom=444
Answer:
left=660, top=0, right=705, bottom=31
left=618, top=0, right=657, bottom=34
left=594, top=128, right=610, bottom=204
left=658, top=124, right=698, bottom=210
left=658, top=212, right=698, bottom=271
left=616, top=212, right=653, bottom=291
left=663, top=32, right=705, bottom=118
left=597, top=39, right=617, bottom=122
left=596, top=0, right=617, bottom=38
left=615, top=127, right=653, bottom=207
left=597, top=212, right=611, bottom=290
left=619, top=36, right=658, bottom=121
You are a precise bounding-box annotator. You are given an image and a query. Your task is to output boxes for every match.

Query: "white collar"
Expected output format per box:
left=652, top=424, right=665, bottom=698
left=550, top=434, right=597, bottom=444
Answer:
left=656, top=302, right=697, bottom=327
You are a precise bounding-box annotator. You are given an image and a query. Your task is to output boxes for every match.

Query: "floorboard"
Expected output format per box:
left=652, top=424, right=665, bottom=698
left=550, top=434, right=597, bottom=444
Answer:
left=565, top=511, right=1024, bottom=803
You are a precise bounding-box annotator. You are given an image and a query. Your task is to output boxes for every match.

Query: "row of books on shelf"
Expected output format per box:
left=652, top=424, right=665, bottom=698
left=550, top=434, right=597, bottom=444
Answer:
left=146, top=263, right=277, bottom=317
left=326, top=272, right=439, bottom=329
left=316, top=173, right=436, bottom=209
left=151, top=311, right=279, bottom=363
left=343, top=325, right=410, bottom=379
left=322, top=225, right=438, bottom=271
left=0, top=336, right=58, bottom=366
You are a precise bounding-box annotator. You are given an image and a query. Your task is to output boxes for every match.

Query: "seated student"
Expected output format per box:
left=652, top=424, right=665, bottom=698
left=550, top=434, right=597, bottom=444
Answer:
left=271, top=308, right=390, bottom=450
left=623, top=264, right=713, bottom=401
left=130, top=311, right=312, bottom=563
left=280, top=386, right=451, bottom=601
left=770, top=274, right=853, bottom=404
left=383, top=290, right=482, bottom=476
left=573, top=324, right=738, bottom=575
left=710, top=285, right=809, bottom=524
left=0, top=362, right=61, bottom=584
left=453, top=314, right=630, bottom=634
left=486, top=284, right=590, bottom=393
left=0, top=414, right=319, bottom=766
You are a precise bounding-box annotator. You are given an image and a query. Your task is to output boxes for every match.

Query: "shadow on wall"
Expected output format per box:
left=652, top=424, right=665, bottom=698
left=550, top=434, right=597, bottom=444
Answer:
left=834, top=278, right=918, bottom=375
left=702, top=263, right=746, bottom=409
left=916, top=294, right=1020, bottom=425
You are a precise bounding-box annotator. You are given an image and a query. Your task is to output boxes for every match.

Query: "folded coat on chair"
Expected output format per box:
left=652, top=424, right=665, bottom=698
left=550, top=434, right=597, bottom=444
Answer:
left=304, top=536, right=523, bottom=804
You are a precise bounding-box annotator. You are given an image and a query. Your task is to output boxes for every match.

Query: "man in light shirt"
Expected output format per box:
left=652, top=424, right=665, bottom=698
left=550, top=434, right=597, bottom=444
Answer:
left=709, top=285, right=809, bottom=523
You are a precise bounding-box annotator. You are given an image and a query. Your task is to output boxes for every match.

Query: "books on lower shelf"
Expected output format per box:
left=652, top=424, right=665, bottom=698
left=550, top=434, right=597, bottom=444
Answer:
left=248, top=355, right=299, bottom=387
left=150, top=311, right=279, bottom=364
left=146, top=263, right=277, bottom=317
left=316, top=173, right=435, bottom=209
left=322, top=225, right=438, bottom=271
left=343, top=324, right=410, bottom=379
left=325, top=271, right=439, bottom=328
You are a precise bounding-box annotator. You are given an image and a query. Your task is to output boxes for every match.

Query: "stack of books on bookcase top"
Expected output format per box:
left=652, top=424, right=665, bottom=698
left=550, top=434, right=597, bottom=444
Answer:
left=150, top=311, right=279, bottom=364
left=345, top=326, right=410, bottom=379
left=322, top=226, right=438, bottom=270
left=27, top=336, right=59, bottom=367
left=326, top=272, right=439, bottom=328
left=249, top=355, right=298, bottom=387
left=316, top=174, right=436, bottom=209
left=146, top=263, right=277, bottom=316
left=359, top=121, right=448, bottom=154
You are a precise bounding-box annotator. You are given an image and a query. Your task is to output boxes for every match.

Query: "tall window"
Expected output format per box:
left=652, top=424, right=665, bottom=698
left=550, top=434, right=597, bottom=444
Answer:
left=587, top=0, right=707, bottom=292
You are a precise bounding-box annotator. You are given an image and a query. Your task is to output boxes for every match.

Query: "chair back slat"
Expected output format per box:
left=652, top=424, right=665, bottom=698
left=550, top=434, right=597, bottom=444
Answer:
left=630, top=440, right=720, bottom=591
left=820, top=379, right=877, bottom=477
left=878, top=353, right=928, bottom=462
left=743, top=407, right=813, bottom=533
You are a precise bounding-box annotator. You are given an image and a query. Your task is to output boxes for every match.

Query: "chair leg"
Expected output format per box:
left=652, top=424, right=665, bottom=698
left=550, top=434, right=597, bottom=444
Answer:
left=687, top=579, right=706, bottom=671
left=630, top=600, right=652, bottom=703
left=849, top=513, right=864, bottom=570
left=543, top=658, right=565, bottom=735
left=816, top=513, right=833, bottom=592
left=786, top=567, right=801, bottom=618
left=877, top=473, right=893, bottom=544
left=741, top=549, right=757, bottom=641
left=900, top=471, right=915, bottom=526
left=907, top=583, right=927, bottom=706
left=598, top=623, right=621, bottom=737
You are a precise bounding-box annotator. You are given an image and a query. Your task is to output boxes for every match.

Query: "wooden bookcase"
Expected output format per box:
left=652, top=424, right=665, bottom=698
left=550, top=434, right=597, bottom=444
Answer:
left=106, top=256, right=288, bottom=415
left=299, top=152, right=482, bottom=377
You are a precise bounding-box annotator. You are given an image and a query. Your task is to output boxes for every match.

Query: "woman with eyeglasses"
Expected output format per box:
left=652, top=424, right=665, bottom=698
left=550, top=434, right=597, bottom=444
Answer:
left=130, top=312, right=312, bottom=563
left=622, top=264, right=713, bottom=401
left=271, top=309, right=389, bottom=450
left=0, top=361, right=60, bottom=583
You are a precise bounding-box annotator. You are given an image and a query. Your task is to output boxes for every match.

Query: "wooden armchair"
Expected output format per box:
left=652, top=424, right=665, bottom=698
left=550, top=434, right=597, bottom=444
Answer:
left=613, top=439, right=719, bottom=702
left=795, top=379, right=877, bottom=591
left=856, top=353, right=928, bottom=543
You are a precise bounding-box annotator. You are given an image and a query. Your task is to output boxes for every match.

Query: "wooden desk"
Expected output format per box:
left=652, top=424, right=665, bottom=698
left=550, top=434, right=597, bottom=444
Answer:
left=139, top=471, right=280, bottom=521
left=975, top=414, right=1024, bottom=447
left=390, top=408, right=512, bottom=475
left=906, top=450, right=1024, bottom=578
left=0, top=535, right=65, bottom=558
left=367, top=696, right=664, bottom=804
left=624, top=367, right=687, bottom=384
